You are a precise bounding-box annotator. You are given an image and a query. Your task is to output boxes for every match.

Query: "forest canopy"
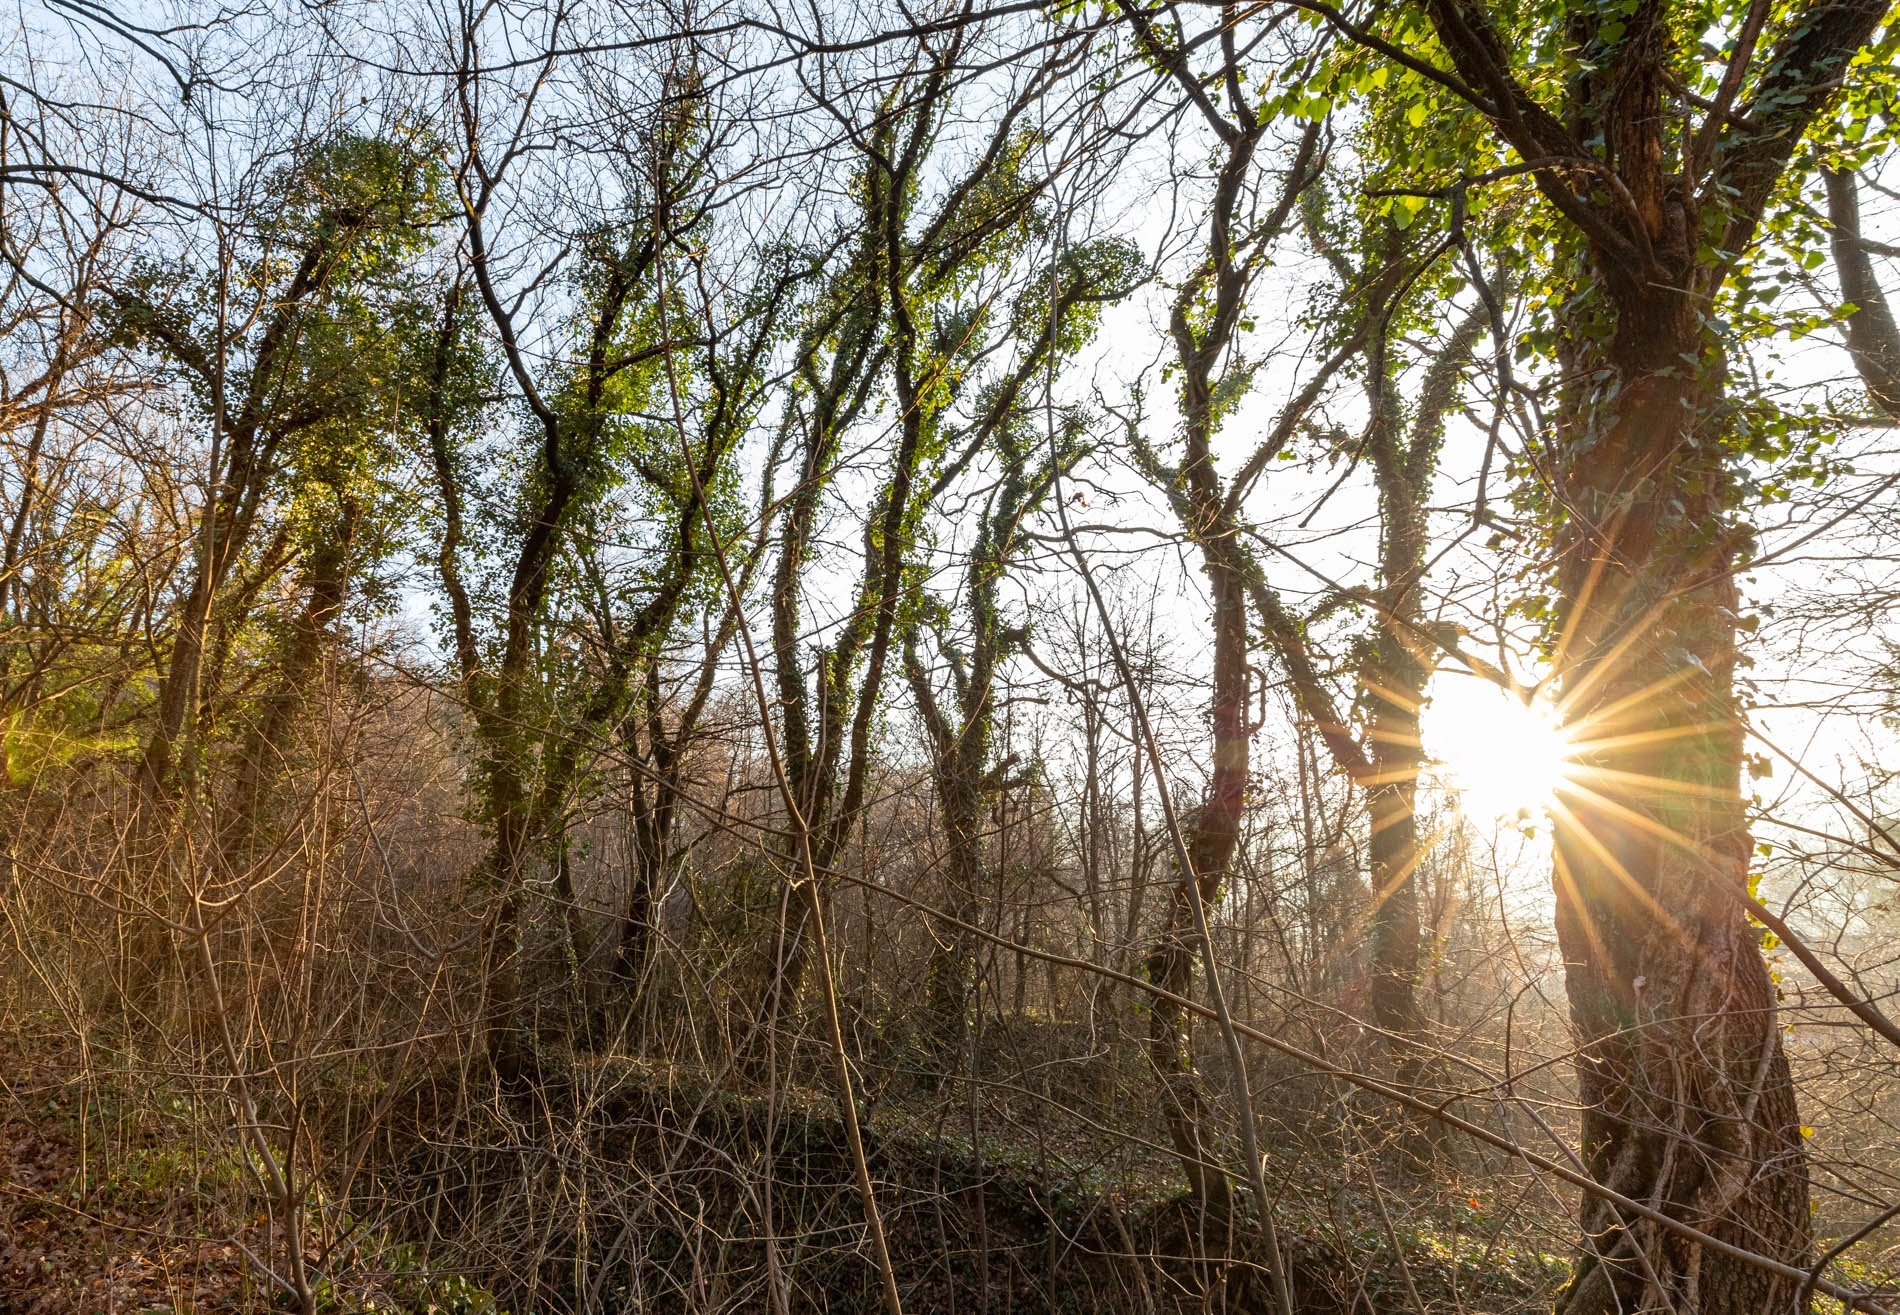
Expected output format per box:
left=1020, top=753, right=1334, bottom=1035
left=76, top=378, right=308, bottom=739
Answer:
left=3, top=0, right=1900, bottom=1311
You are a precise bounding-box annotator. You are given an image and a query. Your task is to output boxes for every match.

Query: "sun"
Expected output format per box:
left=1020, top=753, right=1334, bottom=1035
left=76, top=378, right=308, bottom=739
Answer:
left=1422, top=672, right=1571, bottom=821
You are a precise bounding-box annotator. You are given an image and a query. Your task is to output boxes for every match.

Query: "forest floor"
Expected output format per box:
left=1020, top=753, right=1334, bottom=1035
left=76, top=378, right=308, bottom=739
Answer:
left=0, top=1025, right=1572, bottom=1314
left=0, top=1033, right=469, bottom=1315
left=2, top=1043, right=262, bottom=1315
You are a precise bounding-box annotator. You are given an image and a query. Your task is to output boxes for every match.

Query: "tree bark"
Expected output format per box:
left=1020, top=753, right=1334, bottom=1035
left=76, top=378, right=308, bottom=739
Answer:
left=225, top=500, right=358, bottom=854
left=1402, top=0, right=1889, bottom=1297
left=1549, top=309, right=1809, bottom=1315
left=1363, top=297, right=1486, bottom=1095
left=1145, top=540, right=1250, bottom=1214
left=1825, top=168, right=1900, bottom=415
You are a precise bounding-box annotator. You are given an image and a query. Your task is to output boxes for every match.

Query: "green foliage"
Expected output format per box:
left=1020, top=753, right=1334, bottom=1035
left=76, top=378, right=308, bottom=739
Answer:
left=1033, top=235, right=1144, bottom=332
left=4, top=132, right=472, bottom=779
left=1296, top=0, right=1897, bottom=660
left=333, top=1243, right=507, bottom=1315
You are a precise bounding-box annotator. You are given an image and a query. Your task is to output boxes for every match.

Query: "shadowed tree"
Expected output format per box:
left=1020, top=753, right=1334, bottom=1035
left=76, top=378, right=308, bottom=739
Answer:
left=115, top=135, right=443, bottom=806
left=444, top=52, right=720, bottom=1077
left=1314, top=0, right=1895, bottom=1304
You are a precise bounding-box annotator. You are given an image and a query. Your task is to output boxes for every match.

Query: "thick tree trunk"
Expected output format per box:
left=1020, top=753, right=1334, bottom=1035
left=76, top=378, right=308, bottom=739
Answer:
left=1550, top=307, right=1809, bottom=1315
left=615, top=775, right=669, bottom=1001
left=226, top=506, right=357, bottom=853
left=142, top=465, right=265, bottom=802
left=141, top=573, right=216, bottom=798
left=1395, top=0, right=1883, bottom=1287
left=615, top=694, right=691, bottom=1019
left=476, top=501, right=576, bottom=1082
left=1364, top=688, right=1425, bottom=1081
left=481, top=730, right=536, bottom=1085
left=1363, top=296, right=1486, bottom=1102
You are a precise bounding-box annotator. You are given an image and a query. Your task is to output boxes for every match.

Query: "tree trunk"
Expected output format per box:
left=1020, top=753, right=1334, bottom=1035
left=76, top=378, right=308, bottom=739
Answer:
left=226, top=504, right=358, bottom=854
left=141, top=572, right=215, bottom=798
left=480, top=722, right=537, bottom=1085
left=1145, top=546, right=1250, bottom=1215
left=616, top=772, right=668, bottom=1002
left=925, top=776, right=985, bottom=1051
left=1364, top=684, right=1425, bottom=1081
left=1393, top=0, right=1874, bottom=1282
left=1550, top=302, right=1808, bottom=1315
left=1825, top=167, right=1900, bottom=415
left=1362, top=296, right=1485, bottom=1110
left=615, top=683, right=687, bottom=1018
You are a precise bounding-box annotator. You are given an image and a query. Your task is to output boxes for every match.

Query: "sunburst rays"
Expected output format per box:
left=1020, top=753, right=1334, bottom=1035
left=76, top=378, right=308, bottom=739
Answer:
left=1429, top=643, right=1746, bottom=825
left=1425, top=626, right=1752, bottom=989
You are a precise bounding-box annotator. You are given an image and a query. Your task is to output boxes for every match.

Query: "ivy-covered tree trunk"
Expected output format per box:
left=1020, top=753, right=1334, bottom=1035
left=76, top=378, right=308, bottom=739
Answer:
left=1362, top=312, right=1429, bottom=1095
left=226, top=500, right=358, bottom=854
left=615, top=664, right=682, bottom=1004
left=755, top=47, right=1055, bottom=1042
left=1363, top=296, right=1486, bottom=1103
left=1362, top=643, right=1426, bottom=1081
left=923, top=760, right=987, bottom=1047
left=1116, top=12, right=1278, bottom=1216
left=1400, top=0, right=1888, bottom=1299
left=1549, top=306, right=1807, bottom=1315
left=131, top=228, right=345, bottom=803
